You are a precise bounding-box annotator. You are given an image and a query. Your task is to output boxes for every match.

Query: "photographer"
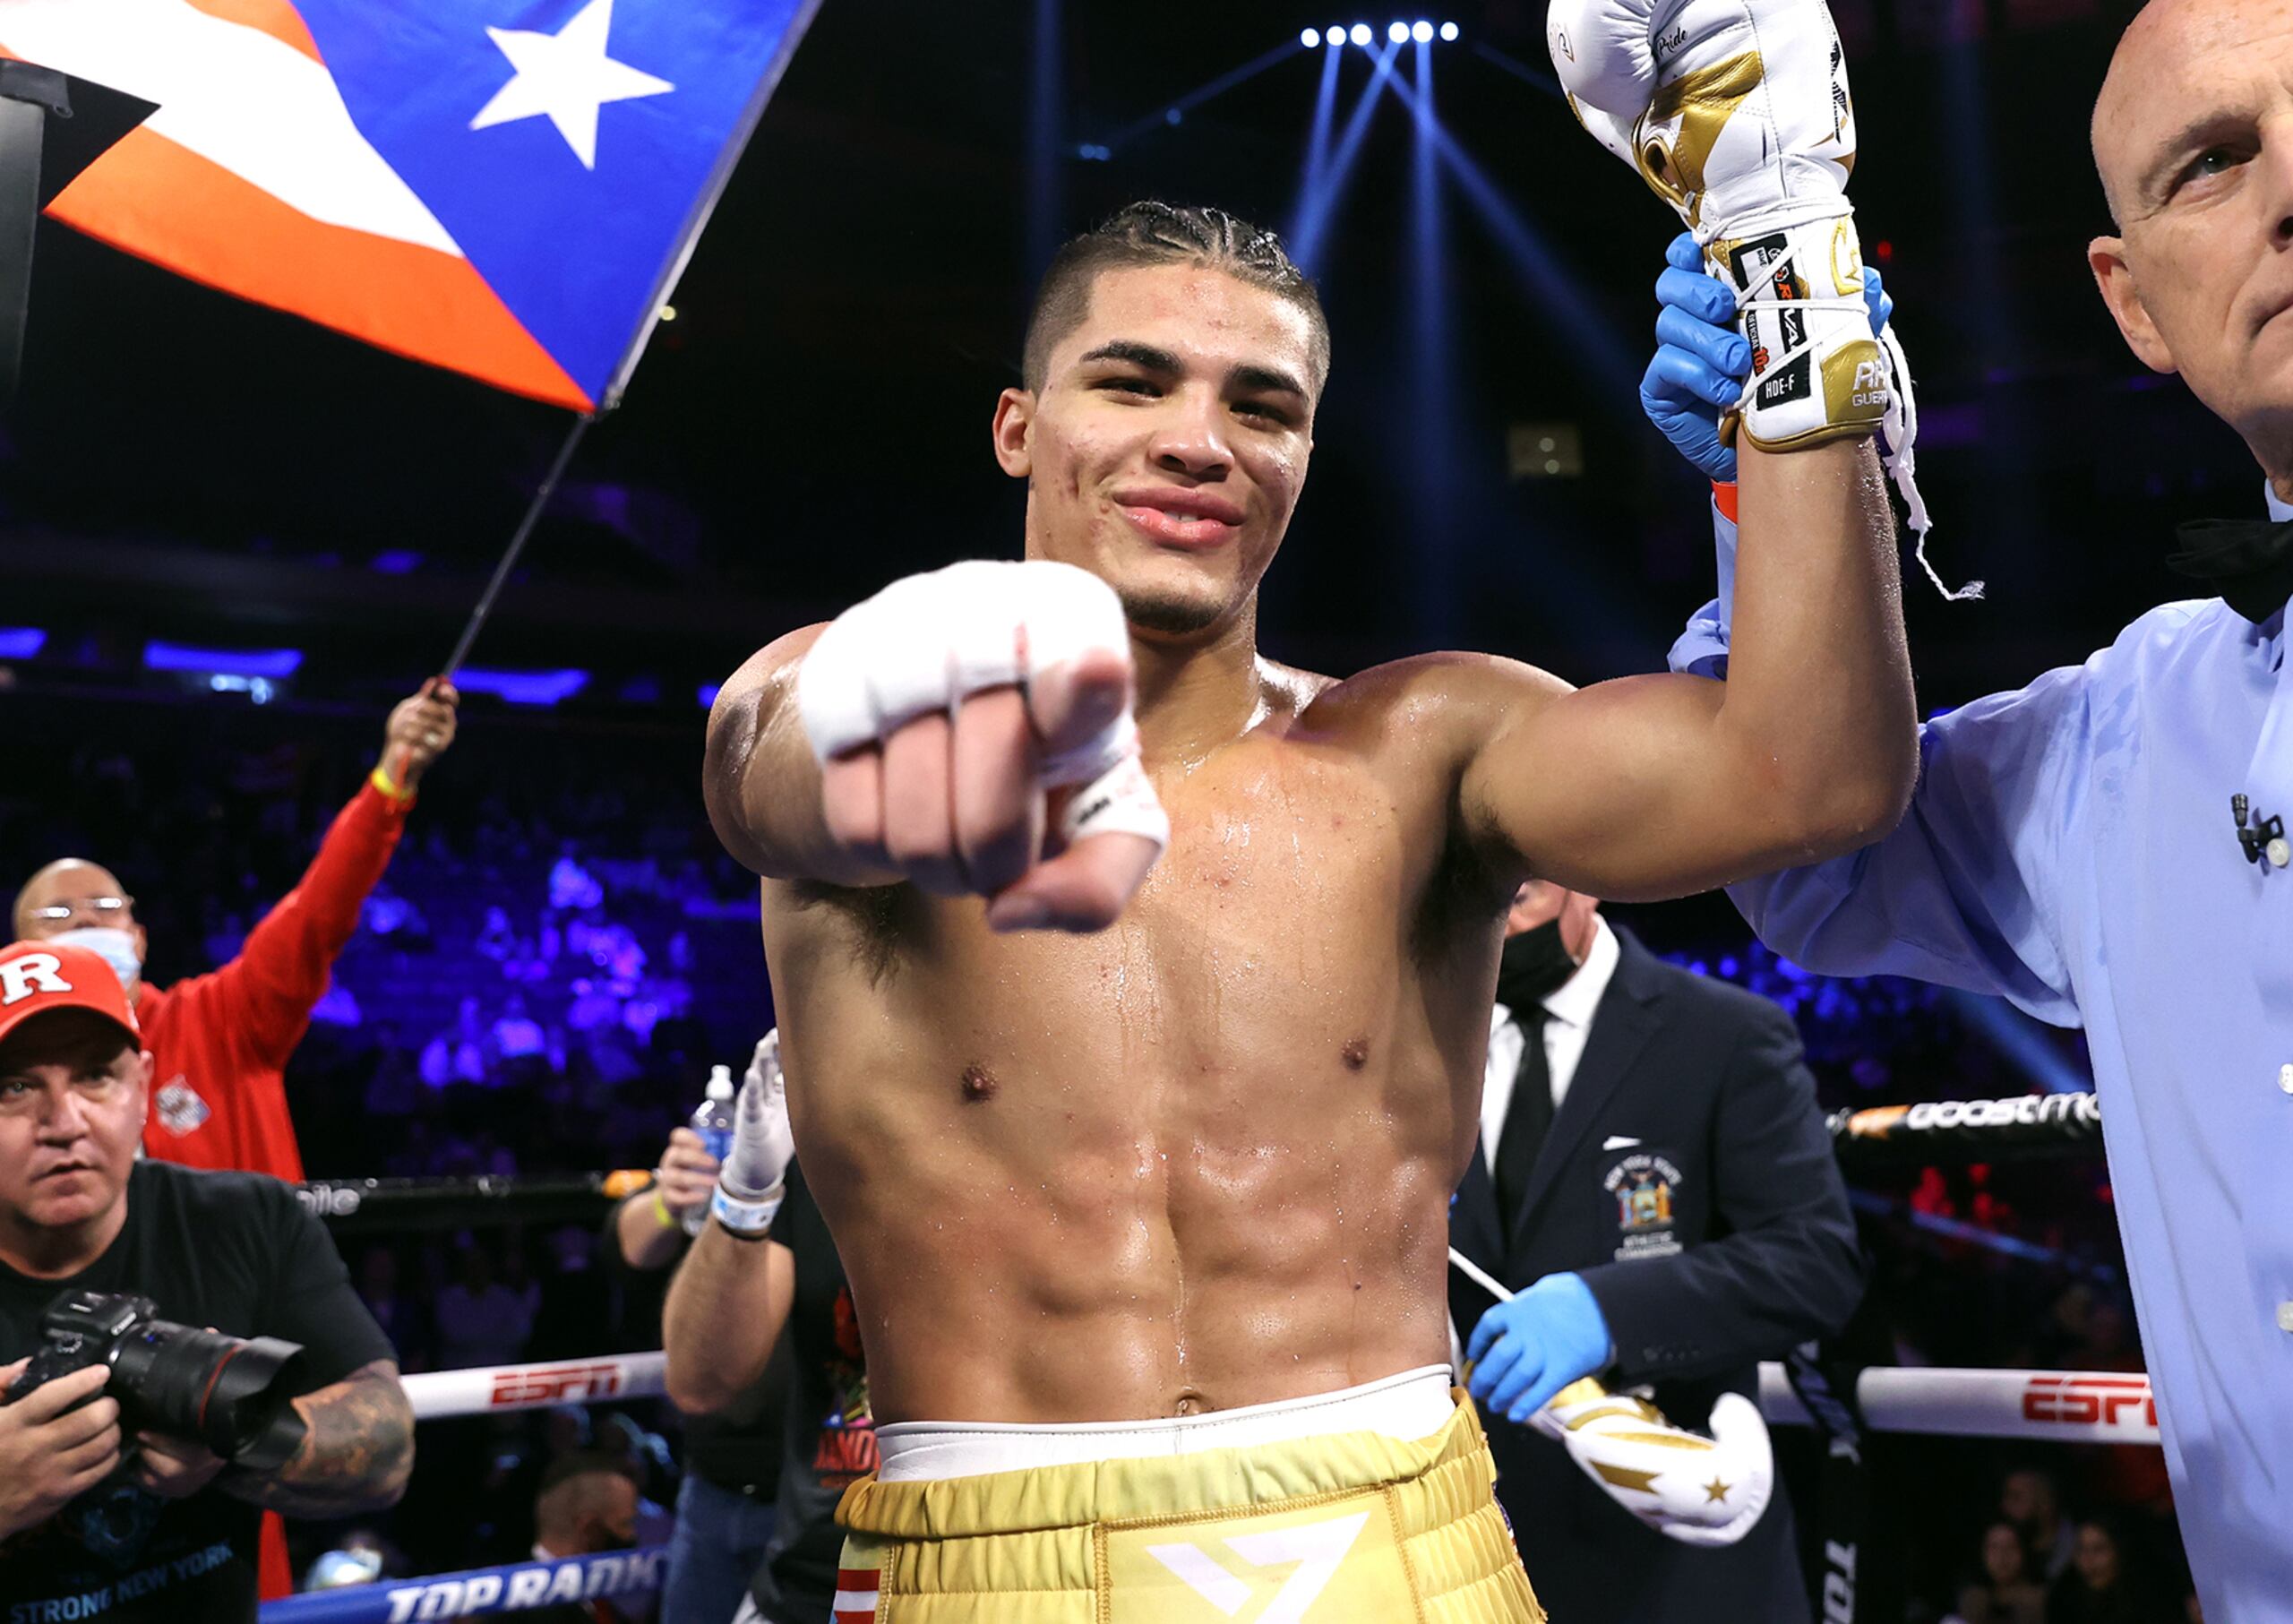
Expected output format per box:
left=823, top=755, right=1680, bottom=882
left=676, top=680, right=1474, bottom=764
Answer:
left=0, top=941, right=413, bottom=1620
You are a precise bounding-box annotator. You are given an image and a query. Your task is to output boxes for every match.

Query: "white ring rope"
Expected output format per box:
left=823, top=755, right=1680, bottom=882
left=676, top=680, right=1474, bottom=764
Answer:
left=399, top=1353, right=666, bottom=1421
left=1758, top=1362, right=2158, bottom=1446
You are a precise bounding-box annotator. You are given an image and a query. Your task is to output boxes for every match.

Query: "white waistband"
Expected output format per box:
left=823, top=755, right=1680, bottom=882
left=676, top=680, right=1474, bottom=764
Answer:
left=872, top=1365, right=1456, bottom=1483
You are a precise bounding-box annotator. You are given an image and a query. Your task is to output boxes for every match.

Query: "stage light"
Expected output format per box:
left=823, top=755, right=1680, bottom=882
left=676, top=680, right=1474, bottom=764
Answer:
left=1412, top=20, right=1433, bottom=41
left=1349, top=22, right=1372, bottom=45
left=1439, top=20, right=1457, bottom=39
left=0, top=628, right=45, bottom=659
left=1301, top=26, right=1321, bottom=46
left=454, top=667, right=591, bottom=707
left=1325, top=25, right=1346, bottom=45
left=657, top=304, right=677, bottom=322
left=144, top=641, right=303, bottom=679
left=1387, top=21, right=1409, bottom=41
left=1165, top=107, right=1182, bottom=125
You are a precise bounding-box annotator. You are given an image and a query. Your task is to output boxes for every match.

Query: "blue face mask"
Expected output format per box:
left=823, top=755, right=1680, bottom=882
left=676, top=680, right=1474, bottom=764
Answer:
left=50, top=925, right=142, bottom=992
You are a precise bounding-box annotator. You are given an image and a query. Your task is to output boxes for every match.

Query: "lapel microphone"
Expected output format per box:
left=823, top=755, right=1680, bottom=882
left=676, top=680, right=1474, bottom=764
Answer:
left=2232, top=795, right=2289, bottom=871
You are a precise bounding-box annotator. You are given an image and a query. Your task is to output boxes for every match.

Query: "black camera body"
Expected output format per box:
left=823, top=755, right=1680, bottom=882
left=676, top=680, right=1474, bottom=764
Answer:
left=4, top=1289, right=307, bottom=1463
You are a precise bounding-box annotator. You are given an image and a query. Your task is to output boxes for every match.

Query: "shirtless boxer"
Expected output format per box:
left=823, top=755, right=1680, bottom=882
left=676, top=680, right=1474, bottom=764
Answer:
left=699, top=25, right=1906, bottom=1620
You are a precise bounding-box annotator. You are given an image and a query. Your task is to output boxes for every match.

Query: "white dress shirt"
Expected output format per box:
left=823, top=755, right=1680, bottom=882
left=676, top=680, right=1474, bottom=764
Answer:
left=1481, top=914, right=1620, bottom=1155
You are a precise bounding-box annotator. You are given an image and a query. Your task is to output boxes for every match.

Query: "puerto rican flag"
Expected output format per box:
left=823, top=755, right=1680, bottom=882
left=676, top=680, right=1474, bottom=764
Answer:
left=0, top=0, right=819, bottom=410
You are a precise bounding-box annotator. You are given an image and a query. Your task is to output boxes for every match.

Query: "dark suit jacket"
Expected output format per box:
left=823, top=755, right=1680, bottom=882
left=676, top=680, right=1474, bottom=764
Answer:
left=1450, top=928, right=1862, bottom=1624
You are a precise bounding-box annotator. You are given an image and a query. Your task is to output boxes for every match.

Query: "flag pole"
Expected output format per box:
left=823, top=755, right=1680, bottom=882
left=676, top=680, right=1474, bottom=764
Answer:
left=388, top=409, right=592, bottom=787
left=442, top=410, right=594, bottom=680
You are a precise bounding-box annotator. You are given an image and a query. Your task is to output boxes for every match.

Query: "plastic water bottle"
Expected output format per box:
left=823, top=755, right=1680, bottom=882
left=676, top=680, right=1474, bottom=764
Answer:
left=683, top=1064, right=736, bottom=1235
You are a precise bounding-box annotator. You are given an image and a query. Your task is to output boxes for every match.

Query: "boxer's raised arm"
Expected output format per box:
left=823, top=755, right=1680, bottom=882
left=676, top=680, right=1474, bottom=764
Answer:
left=1455, top=435, right=1914, bottom=903
left=705, top=624, right=903, bottom=886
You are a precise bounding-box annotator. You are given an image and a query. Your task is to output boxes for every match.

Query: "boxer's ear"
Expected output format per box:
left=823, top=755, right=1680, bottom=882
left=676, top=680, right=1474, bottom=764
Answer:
left=992, top=387, right=1035, bottom=478
left=2089, top=236, right=2177, bottom=374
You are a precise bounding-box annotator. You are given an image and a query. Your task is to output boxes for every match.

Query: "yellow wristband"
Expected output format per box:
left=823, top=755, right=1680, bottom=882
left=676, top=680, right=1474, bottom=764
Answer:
left=369, top=766, right=414, bottom=804
left=650, top=1187, right=676, bottom=1229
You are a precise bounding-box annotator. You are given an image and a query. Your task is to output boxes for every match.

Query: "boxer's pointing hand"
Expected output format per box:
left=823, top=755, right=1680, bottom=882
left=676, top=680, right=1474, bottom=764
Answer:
left=802, top=562, right=1170, bottom=932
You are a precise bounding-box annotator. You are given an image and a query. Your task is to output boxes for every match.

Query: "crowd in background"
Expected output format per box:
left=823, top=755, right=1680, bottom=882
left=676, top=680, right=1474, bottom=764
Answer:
left=0, top=695, right=2199, bottom=1618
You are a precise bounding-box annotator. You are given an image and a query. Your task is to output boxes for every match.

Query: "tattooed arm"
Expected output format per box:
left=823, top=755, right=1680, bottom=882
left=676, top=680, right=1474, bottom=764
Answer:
left=217, top=1359, right=414, bottom=1517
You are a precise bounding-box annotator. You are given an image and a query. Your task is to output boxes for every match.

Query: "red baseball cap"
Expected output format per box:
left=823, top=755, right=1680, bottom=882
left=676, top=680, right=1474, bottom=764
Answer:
left=0, top=940, right=141, bottom=1052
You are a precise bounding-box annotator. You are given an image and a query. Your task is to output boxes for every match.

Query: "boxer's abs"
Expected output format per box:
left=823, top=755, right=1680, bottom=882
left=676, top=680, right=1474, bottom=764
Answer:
left=763, top=822, right=1499, bottom=1426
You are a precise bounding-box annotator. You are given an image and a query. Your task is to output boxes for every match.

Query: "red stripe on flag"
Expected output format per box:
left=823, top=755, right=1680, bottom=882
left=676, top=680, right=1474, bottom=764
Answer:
left=836, top=1569, right=878, bottom=1588
left=49, top=125, right=592, bottom=410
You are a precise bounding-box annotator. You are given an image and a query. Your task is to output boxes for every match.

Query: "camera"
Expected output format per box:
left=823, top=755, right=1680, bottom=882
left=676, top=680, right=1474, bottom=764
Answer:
left=2, top=1289, right=307, bottom=1461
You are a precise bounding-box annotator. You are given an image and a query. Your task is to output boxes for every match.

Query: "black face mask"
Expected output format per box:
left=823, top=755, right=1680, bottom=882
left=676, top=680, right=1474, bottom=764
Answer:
left=1496, top=919, right=1578, bottom=1011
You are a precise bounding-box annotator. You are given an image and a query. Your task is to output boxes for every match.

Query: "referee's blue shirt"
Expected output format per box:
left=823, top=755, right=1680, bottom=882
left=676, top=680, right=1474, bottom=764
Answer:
left=1671, top=487, right=2293, bottom=1623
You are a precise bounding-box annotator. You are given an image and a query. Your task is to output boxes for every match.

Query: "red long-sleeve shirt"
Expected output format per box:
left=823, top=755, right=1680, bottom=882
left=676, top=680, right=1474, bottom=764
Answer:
left=137, top=778, right=411, bottom=1180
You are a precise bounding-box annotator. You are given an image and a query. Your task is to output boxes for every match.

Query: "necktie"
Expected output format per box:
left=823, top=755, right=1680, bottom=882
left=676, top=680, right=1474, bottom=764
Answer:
left=2169, top=518, right=2293, bottom=623
left=1492, top=1007, right=1554, bottom=1230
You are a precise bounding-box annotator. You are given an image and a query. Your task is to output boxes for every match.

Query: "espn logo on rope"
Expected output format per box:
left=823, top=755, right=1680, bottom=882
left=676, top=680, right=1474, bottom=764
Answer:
left=2022, top=1376, right=2156, bottom=1435
left=490, top=1361, right=623, bottom=1407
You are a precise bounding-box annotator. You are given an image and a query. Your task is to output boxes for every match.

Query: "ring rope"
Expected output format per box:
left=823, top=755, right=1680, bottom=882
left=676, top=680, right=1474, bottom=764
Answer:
left=258, top=1545, right=668, bottom=1623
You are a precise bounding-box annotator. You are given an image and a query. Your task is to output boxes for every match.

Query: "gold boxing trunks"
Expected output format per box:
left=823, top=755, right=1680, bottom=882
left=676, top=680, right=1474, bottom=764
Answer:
left=828, top=1371, right=1541, bottom=1623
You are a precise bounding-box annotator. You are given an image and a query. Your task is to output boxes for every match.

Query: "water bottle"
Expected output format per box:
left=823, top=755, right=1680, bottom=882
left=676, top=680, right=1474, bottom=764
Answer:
left=683, top=1064, right=736, bottom=1235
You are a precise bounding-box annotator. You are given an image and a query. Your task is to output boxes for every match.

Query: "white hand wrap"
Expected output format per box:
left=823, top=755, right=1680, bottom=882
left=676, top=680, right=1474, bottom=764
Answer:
left=1532, top=1379, right=1775, bottom=1547
left=713, top=1030, right=796, bottom=1239
left=795, top=560, right=1170, bottom=853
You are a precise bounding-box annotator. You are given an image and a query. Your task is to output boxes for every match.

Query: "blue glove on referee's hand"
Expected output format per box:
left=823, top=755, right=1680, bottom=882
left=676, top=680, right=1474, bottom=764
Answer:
left=1464, top=1272, right=1613, bottom=1426
left=1642, top=231, right=1894, bottom=484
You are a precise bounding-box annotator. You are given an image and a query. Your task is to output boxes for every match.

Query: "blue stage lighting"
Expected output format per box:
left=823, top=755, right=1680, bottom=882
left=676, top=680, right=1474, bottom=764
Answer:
left=1165, top=107, right=1181, bottom=125
left=1387, top=21, right=1409, bottom=41
left=144, top=641, right=303, bottom=679
left=1301, top=26, right=1320, bottom=46
left=1348, top=22, right=1372, bottom=45
left=455, top=668, right=590, bottom=707
left=0, top=628, right=44, bottom=659
left=1325, top=25, right=1346, bottom=45
left=1413, top=19, right=1434, bottom=40
left=1439, top=20, right=1458, bottom=39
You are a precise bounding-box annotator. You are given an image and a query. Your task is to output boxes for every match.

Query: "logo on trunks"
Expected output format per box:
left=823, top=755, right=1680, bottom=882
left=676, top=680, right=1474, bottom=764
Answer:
left=1603, top=1153, right=1684, bottom=1262
left=2021, top=1375, right=2156, bottom=1434
left=154, top=1078, right=210, bottom=1137
left=490, top=1362, right=623, bottom=1407
left=1145, top=1508, right=1370, bottom=1624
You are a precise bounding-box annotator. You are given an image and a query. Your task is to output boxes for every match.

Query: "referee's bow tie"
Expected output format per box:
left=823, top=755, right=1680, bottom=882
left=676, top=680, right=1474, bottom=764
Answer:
left=2171, top=516, right=2293, bottom=623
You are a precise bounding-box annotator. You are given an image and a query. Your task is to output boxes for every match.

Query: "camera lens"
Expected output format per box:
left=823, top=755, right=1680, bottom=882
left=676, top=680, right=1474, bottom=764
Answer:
left=109, top=1322, right=307, bottom=1457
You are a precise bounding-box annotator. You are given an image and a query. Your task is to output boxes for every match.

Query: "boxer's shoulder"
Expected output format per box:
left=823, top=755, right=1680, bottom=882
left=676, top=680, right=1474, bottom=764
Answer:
left=1300, top=651, right=1571, bottom=746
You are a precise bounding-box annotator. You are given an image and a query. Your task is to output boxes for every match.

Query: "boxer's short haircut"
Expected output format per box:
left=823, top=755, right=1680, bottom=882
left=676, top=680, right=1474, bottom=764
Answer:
left=1022, top=202, right=1331, bottom=394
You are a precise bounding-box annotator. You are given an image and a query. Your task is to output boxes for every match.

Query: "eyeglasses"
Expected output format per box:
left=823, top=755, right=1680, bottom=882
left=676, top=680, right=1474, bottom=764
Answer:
left=27, top=896, right=135, bottom=923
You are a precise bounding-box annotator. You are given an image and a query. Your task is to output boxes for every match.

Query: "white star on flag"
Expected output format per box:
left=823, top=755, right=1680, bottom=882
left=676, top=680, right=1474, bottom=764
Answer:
left=470, top=0, right=674, bottom=169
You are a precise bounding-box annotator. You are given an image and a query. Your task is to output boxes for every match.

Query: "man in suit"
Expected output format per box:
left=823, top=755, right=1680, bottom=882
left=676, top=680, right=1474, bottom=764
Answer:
left=1450, top=880, right=1863, bottom=1624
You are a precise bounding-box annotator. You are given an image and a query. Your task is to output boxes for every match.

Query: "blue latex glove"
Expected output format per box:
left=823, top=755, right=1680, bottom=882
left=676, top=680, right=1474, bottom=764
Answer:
left=1642, top=230, right=1894, bottom=483
left=1464, top=1272, right=1613, bottom=1426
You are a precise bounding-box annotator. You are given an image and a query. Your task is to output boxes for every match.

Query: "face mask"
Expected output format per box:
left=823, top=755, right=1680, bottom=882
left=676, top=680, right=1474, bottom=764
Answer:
left=51, top=926, right=142, bottom=992
left=1495, top=918, right=1578, bottom=1011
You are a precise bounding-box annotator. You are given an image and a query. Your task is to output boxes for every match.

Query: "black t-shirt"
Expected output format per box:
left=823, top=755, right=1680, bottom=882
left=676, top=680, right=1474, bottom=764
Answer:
left=747, top=1162, right=870, bottom=1624
left=0, top=1162, right=395, bottom=1624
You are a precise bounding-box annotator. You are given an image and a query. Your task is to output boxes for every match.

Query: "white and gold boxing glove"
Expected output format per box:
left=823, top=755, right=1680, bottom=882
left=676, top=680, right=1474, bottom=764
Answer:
left=1549, top=0, right=1880, bottom=452
left=1533, top=1378, right=1775, bottom=1547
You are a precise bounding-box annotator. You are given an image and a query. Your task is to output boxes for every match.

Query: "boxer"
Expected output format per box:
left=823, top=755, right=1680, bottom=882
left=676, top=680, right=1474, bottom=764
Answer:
left=701, top=29, right=1907, bottom=1610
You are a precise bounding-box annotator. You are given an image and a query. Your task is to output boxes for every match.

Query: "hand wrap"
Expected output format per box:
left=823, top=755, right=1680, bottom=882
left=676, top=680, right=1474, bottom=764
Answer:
left=795, top=559, right=1170, bottom=853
